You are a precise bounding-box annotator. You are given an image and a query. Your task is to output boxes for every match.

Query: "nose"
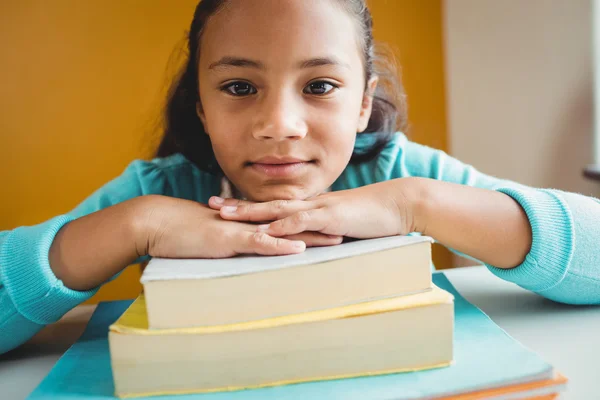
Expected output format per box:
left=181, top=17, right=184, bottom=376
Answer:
left=252, top=93, right=308, bottom=141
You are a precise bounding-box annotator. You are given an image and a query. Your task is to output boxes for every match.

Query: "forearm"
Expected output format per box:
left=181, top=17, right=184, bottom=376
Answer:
left=49, top=196, right=149, bottom=291
left=406, top=177, right=532, bottom=269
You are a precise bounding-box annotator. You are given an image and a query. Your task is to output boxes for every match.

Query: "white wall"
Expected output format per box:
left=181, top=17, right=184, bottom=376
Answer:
left=444, top=0, right=600, bottom=199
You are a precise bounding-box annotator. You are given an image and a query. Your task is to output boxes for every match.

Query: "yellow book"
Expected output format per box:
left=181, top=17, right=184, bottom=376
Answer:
left=109, top=285, right=454, bottom=398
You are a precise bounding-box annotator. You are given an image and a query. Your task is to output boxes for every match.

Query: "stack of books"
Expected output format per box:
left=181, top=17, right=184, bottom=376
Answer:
left=105, top=235, right=567, bottom=399
left=108, top=235, right=454, bottom=397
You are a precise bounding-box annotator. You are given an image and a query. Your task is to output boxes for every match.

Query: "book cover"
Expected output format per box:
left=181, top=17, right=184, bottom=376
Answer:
left=141, top=235, right=433, bottom=282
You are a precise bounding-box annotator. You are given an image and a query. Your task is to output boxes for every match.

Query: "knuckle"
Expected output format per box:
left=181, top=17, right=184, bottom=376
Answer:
left=251, top=231, right=271, bottom=247
left=239, top=203, right=257, bottom=215
left=273, top=237, right=287, bottom=249
left=273, top=199, right=289, bottom=211
left=293, top=211, right=310, bottom=224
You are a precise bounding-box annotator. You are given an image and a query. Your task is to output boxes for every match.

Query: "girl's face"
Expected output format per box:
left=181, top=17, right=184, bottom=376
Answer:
left=197, top=0, right=376, bottom=201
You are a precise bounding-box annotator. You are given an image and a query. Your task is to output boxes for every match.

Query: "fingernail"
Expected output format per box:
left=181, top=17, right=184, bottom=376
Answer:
left=257, top=224, right=270, bottom=231
left=293, top=241, right=305, bottom=249
left=221, top=206, right=237, bottom=214
left=212, top=196, right=224, bottom=204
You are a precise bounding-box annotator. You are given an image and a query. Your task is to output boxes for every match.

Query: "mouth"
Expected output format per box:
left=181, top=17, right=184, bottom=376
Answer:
left=247, top=157, right=316, bottom=178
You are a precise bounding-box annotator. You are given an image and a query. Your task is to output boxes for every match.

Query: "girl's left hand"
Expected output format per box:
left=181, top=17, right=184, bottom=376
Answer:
left=208, top=180, right=417, bottom=239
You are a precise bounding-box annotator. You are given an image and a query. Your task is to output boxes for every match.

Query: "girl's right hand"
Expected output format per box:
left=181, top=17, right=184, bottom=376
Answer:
left=133, top=195, right=342, bottom=259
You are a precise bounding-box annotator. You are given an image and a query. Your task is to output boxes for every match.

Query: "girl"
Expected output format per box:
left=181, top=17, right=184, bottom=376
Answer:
left=1, top=0, right=599, bottom=355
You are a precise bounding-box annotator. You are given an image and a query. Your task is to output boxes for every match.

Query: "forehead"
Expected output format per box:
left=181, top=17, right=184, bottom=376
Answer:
left=199, top=0, right=363, bottom=71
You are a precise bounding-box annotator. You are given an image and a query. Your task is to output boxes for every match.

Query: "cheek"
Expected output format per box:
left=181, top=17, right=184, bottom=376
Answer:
left=309, top=90, right=363, bottom=158
left=321, top=85, right=364, bottom=130
left=201, top=101, right=247, bottom=154
left=202, top=100, right=240, bottom=135
left=202, top=122, right=248, bottom=179
left=211, top=136, right=245, bottom=171
left=325, top=132, right=356, bottom=168
left=199, top=83, right=248, bottom=135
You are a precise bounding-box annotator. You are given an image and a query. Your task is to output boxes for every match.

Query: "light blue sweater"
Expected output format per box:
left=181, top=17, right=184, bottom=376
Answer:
left=1, top=132, right=599, bottom=354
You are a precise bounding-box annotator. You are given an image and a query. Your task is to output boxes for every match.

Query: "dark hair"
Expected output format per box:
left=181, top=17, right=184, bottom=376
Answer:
left=155, top=0, right=408, bottom=175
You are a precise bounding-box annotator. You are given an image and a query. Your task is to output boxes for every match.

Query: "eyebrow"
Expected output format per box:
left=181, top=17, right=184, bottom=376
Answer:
left=298, top=57, right=350, bottom=70
left=207, top=56, right=350, bottom=71
left=208, top=57, right=264, bottom=70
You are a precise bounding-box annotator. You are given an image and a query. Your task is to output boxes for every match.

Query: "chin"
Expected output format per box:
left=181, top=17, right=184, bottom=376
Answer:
left=245, top=185, right=317, bottom=202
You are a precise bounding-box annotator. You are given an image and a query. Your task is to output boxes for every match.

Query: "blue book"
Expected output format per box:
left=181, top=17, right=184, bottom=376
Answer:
left=27, top=273, right=565, bottom=399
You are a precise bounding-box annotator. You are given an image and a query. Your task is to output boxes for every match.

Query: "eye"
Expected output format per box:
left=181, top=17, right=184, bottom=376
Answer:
left=221, top=81, right=257, bottom=96
left=303, top=81, right=337, bottom=95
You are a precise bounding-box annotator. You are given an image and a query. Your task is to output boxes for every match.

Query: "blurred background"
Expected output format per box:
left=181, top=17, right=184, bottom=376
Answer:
left=1, top=0, right=598, bottom=303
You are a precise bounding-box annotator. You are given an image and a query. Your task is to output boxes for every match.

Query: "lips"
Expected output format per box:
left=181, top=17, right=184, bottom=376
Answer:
left=252, top=156, right=308, bottom=164
left=248, top=156, right=314, bottom=178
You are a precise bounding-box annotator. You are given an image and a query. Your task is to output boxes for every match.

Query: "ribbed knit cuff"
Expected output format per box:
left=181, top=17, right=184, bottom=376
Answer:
left=485, top=188, right=574, bottom=292
left=0, top=216, right=99, bottom=324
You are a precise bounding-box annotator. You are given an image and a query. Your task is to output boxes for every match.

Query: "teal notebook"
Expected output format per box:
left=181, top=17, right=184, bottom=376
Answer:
left=27, top=273, right=556, bottom=399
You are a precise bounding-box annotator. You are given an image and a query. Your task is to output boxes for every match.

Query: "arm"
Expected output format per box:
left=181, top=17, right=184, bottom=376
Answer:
left=0, top=159, right=171, bottom=354
left=0, top=155, right=313, bottom=354
left=48, top=197, right=148, bottom=291
left=408, top=178, right=532, bottom=269
left=383, top=134, right=600, bottom=305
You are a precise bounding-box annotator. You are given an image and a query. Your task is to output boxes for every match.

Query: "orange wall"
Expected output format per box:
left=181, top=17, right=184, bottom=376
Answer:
left=369, top=0, right=448, bottom=151
left=0, top=0, right=449, bottom=304
left=368, top=0, right=452, bottom=270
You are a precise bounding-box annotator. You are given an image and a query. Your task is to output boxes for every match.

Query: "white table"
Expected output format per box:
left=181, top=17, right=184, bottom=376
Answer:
left=1, top=266, right=599, bottom=399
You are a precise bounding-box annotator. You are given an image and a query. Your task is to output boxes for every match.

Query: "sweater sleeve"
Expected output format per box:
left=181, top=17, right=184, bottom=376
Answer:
left=0, top=159, right=171, bottom=354
left=376, top=133, right=600, bottom=305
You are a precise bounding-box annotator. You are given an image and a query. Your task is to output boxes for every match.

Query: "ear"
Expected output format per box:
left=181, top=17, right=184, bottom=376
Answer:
left=357, top=76, right=379, bottom=133
left=196, top=101, right=207, bottom=129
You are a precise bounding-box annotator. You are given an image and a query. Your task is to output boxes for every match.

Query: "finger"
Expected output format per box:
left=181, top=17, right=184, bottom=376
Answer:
left=220, top=199, right=312, bottom=222
left=235, top=231, right=306, bottom=256
left=208, top=196, right=255, bottom=210
left=258, top=208, right=332, bottom=237
left=284, top=232, right=343, bottom=247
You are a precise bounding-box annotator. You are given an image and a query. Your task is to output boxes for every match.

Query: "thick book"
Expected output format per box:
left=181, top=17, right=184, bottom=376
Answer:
left=27, top=273, right=567, bottom=400
left=109, top=286, right=454, bottom=398
left=141, top=235, right=433, bottom=328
